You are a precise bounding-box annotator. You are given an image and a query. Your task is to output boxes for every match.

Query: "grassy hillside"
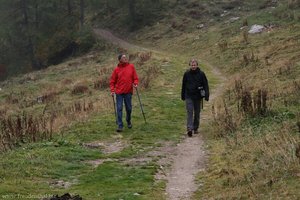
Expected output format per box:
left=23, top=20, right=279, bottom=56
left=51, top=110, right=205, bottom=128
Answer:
left=198, top=3, right=300, bottom=200
left=131, top=0, right=300, bottom=199
left=0, top=0, right=299, bottom=199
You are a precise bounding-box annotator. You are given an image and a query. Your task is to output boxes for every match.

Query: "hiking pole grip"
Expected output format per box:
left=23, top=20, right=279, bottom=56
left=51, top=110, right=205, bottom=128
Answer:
left=135, top=87, right=147, bottom=123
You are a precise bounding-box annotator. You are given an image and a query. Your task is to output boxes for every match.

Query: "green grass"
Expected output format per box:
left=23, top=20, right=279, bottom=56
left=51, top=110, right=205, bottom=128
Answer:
left=0, top=141, right=100, bottom=196
left=0, top=52, right=190, bottom=199
left=1, top=1, right=300, bottom=199
left=71, top=162, right=158, bottom=200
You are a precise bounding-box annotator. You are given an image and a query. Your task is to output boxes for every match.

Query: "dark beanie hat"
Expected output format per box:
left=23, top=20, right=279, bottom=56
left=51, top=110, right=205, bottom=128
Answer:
left=118, top=54, right=124, bottom=61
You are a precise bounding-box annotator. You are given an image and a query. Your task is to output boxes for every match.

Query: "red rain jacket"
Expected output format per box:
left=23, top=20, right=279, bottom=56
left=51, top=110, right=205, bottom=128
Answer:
left=110, top=62, right=139, bottom=94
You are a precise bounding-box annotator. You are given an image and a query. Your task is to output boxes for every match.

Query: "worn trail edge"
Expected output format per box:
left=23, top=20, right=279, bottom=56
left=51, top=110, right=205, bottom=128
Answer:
left=94, top=29, right=224, bottom=200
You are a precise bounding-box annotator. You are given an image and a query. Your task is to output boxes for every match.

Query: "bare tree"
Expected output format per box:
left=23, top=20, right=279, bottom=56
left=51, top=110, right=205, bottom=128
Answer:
left=67, top=0, right=72, bottom=15
left=21, top=0, right=40, bottom=69
left=128, top=0, right=136, bottom=29
left=80, top=0, right=84, bottom=27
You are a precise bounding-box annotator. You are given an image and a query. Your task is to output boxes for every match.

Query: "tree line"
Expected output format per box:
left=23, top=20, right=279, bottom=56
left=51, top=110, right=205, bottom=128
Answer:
left=0, top=0, right=165, bottom=80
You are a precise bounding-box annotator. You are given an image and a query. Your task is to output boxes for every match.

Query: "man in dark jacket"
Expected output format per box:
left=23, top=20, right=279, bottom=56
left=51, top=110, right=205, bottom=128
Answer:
left=181, top=59, right=209, bottom=137
left=110, top=54, right=139, bottom=132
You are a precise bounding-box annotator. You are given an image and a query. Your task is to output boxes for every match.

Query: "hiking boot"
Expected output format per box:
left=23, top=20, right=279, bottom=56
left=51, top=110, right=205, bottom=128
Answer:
left=127, top=123, right=132, bottom=129
left=194, top=129, right=199, bottom=134
left=187, top=130, right=193, bottom=137
left=116, top=127, right=123, bottom=132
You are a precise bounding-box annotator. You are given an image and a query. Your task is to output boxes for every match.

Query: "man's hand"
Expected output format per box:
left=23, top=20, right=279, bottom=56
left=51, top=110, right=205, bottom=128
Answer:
left=111, top=92, right=115, bottom=97
left=133, top=84, right=138, bottom=88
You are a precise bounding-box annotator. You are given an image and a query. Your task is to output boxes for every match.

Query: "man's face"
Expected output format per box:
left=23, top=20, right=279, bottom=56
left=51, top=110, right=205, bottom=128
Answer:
left=120, top=55, right=127, bottom=63
left=191, top=61, right=197, bottom=70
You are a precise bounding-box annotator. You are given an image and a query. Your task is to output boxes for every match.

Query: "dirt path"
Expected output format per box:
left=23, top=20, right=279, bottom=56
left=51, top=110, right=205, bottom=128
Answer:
left=94, top=29, right=146, bottom=51
left=165, top=135, right=207, bottom=200
left=94, top=29, right=225, bottom=200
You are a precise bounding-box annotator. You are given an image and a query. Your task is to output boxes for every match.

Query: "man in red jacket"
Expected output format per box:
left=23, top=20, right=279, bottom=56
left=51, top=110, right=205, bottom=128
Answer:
left=110, top=54, right=139, bottom=132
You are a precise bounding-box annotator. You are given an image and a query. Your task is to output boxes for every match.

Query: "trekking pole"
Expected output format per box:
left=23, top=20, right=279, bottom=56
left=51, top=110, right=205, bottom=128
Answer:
left=112, top=94, right=117, bottom=124
left=134, top=87, right=147, bottom=123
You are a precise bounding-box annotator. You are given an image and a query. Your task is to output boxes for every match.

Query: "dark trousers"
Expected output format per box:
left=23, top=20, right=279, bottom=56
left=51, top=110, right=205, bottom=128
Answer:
left=185, top=98, right=201, bottom=131
left=116, top=93, right=132, bottom=128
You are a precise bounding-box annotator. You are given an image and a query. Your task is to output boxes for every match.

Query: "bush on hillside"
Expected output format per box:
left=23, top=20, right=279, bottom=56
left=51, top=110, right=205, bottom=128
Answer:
left=273, top=2, right=300, bottom=21
left=71, top=84, right=89, bottom=95
left=94, top=76, right=109, bottom=90
left=75, top=26, right=96, bottom=53
left=288, top=0, right=300, bottom=8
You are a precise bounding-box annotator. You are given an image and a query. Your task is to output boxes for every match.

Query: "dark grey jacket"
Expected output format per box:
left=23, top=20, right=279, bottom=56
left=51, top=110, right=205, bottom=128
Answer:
left=181, top=67, right=209, bottom=101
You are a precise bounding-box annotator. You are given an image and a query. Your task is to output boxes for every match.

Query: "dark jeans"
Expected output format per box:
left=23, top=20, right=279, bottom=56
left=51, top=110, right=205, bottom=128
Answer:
left=116, top=93, right=132, bottom=128
left=185, top=98, right=201, bottom=131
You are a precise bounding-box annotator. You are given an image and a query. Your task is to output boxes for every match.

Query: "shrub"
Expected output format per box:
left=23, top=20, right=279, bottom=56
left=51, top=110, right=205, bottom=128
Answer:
left=288, top=0, right=300, bottom=8
left=71, top=84, right=89, bottom=95
left=76, top=26, right=96, bottom=53
left=212, top=99, right=237, bottom=137
left=139, top=65, right=160, bottom=89
left=218, top=40, right=228, bottom=52
left=237, top=88, right=269, bottom=116
left=94, top=76, right=109, bottom=90
left=137, top=52, right=152, bottom=65
left=0, top=113, right=54, bottom=150
left=37, top=91, right=58, bottom=103
left=5, top=93, right=19, bottom=104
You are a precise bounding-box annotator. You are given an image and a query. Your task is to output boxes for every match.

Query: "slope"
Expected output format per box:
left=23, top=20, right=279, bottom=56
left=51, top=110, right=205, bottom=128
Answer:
left=131, top=1, right=300, bottom=199
left=0, top=27, right=221, bottom=200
